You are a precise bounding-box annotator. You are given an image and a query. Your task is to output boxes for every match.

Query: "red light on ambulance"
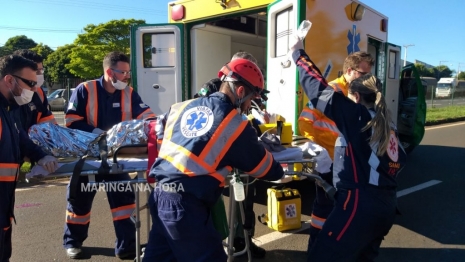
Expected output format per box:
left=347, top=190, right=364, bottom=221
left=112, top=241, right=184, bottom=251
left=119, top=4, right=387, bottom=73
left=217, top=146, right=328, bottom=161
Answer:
left=171, top=4, right=185, bottom=21
left=381, top=19, right=388, bottom=32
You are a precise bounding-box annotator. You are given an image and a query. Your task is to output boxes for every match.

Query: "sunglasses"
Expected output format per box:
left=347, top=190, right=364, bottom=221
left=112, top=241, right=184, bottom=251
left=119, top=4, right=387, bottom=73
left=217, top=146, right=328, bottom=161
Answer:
left=111, top=68, right=131, bottom=76
left=353, top=69, right=369, bottom=75
left=12, top=75, right=37, bottom=88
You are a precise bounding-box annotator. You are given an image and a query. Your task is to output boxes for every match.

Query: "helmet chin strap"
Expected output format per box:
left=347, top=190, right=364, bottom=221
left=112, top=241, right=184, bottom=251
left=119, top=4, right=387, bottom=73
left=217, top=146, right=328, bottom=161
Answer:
left=227, top=82, right=254, bottom=114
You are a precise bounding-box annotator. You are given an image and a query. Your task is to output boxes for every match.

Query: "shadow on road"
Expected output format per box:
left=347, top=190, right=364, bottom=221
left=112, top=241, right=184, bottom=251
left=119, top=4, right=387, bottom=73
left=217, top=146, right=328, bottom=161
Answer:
left=78, top=246, right=116, bottom=259
left=378, top=247, right=465, bottom=262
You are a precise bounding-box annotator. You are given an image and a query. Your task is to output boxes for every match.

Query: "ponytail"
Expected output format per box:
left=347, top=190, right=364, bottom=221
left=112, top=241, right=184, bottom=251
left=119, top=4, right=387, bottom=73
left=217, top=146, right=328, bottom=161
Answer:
left=350, top=75, right=393, bottom=156
left=362, top=91, right=392, bottom=156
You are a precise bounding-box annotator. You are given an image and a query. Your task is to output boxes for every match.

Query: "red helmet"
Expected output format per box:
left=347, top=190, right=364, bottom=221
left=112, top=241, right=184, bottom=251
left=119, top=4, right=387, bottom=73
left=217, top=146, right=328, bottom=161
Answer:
left=218, top=58, right=265, bottom=96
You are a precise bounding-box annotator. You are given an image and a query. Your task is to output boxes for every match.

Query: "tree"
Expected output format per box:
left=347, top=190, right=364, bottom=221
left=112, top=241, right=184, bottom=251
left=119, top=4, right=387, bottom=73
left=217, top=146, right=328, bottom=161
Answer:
left=433, top=65, right=453, bottom=80
left=414, top=63, right=435, bottom=77
left=4, top=35, right=37, bottom=51
left=31, top=43, right=55, bottom=60
left=458, top=71, right=465, bottom=80
left=43, top=44, right=78, bottom=84
left=0, top=35, right=38, bottom=56
left=67, top=19, right=145, bottom=79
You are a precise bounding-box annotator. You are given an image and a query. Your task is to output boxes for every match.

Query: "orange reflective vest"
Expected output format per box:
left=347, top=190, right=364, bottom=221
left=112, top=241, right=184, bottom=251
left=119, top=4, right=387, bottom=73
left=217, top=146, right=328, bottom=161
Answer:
left=156, top=99, right=275, bottom=185
left=298, top=75, right=348, bottom=160
left=83, top=80, right=132, bottom=127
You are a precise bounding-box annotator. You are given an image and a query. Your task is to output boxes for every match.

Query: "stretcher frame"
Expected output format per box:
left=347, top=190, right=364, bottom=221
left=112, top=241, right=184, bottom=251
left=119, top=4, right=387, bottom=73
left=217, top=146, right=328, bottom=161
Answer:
left=225, top=159, right=336, bottom=262
left=49, top=154, right=335, bottom=262
left=49, top=151, right=151, bottom=262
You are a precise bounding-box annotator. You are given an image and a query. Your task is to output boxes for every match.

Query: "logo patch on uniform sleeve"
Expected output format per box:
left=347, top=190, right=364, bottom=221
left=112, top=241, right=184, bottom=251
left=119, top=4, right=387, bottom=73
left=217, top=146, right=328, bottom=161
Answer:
left=387, top=130, right=398, bottom=162
left=28, top=102, right=36, bottom=111
left=180, top=106, right=214, bottom=138
left=68, top=101, right=77, bottom=111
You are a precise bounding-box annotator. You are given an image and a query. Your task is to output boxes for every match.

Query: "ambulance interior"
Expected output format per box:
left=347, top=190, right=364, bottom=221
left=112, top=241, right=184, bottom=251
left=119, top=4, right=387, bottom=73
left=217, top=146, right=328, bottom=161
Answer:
left=189, top=12, right=268, bottom=95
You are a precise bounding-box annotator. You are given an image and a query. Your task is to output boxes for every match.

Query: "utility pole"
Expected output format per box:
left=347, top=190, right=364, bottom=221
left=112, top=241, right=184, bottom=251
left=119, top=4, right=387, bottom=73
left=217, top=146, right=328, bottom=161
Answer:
left=457, top=63, right=465, bottom=79
left=403, top=44, right=414, bottom=66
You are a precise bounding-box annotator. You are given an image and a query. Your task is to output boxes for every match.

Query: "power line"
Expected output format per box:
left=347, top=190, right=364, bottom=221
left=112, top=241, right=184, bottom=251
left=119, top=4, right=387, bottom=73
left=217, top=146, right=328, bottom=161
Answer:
left=0, top=25, right=81, bottom=33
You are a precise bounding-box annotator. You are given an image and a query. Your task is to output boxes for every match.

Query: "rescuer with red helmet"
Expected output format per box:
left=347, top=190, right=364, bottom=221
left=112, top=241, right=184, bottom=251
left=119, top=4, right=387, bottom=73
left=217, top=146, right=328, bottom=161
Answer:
left=142, top=58, right=284, bottom=261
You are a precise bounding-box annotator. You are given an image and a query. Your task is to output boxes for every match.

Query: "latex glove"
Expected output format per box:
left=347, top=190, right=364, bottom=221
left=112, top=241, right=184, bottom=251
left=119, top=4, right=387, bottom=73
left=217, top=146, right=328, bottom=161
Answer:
left=289, top=34, right=304, bottom=53
left=37, top=155, right=59, bottom=174
left=92, top=128, right=105, bottom=135
left=261, top=109, right=271, bottom=124
left=313, top=149, right=332, bottom=174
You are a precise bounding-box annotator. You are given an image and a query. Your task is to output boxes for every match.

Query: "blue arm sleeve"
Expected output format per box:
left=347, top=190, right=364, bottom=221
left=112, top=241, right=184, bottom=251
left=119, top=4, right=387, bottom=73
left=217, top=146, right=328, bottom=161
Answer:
left=292, top=49, right=360, bottom=127
left=65, top=85, right=95, bottom=132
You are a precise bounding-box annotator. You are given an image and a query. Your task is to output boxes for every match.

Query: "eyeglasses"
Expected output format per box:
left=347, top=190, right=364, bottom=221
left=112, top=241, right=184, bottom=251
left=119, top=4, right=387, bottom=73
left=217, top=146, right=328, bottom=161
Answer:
left=353, top=69, right=369, bottom=75
left=11, top=75, right=37, bottom=88
left=111, top=68, right=131, bottom=76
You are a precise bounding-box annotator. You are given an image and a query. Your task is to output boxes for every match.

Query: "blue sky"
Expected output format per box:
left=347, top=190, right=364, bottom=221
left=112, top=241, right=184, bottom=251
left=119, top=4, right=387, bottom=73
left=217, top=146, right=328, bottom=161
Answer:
left=1, top=0, right=464, bottom=71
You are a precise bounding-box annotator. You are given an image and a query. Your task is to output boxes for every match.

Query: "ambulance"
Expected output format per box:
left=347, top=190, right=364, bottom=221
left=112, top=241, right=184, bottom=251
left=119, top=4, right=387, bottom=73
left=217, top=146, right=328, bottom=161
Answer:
left=129, top=0, right=426, bottom=153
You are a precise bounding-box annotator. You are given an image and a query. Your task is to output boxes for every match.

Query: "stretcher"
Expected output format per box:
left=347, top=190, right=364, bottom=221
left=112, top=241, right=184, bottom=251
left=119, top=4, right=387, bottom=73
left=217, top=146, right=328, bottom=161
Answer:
left=29, top=136, right=334, bottom=262
left=225, top=159, right=336, bottom=262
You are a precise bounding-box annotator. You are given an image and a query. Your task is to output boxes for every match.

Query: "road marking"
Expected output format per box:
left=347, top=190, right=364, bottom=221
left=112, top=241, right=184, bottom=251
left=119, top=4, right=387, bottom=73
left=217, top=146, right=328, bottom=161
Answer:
left=396, top=180, right=442, bottom=197
left=254, top=180, right=443, bottom=246
left=253, top=221, right=312, bottom=246
left=425, top=121, right=465, bottom=130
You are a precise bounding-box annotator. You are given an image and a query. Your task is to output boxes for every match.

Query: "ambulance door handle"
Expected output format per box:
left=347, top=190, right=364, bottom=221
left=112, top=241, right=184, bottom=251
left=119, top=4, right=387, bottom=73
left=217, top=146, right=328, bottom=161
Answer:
left=281, top=59, right=291, bottom=68
left=152, top=84, right=160, bottom=90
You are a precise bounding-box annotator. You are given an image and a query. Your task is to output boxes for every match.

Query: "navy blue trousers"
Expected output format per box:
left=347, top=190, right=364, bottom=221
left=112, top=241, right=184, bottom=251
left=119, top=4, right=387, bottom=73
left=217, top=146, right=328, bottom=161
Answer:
left=308, top=171, right=334, bottom=251
left=308, top=187, right=396, bottom=262
left=63, top=173, right=136, bottom=256
left=0, top=226, right=12, bottom=262
left=143, top=188, right=227, bottom=262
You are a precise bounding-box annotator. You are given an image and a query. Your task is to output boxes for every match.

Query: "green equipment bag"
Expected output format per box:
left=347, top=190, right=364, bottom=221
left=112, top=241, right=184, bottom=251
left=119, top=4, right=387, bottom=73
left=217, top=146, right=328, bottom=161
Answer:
left=211, top=195, right=229, bottom=240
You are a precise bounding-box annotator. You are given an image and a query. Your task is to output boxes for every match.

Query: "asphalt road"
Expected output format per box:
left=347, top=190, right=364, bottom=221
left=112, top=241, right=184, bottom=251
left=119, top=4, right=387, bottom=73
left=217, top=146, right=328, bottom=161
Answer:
left=12, top=121, right=465, bottom=262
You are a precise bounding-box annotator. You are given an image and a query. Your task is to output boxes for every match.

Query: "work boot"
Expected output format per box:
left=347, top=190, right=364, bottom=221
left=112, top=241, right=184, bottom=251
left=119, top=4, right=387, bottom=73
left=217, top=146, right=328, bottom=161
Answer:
left=116, top=249, right=136, bottom=260
left=233, top=237, right=266, bottom=259
left=66, top=247, right=83, bottom=259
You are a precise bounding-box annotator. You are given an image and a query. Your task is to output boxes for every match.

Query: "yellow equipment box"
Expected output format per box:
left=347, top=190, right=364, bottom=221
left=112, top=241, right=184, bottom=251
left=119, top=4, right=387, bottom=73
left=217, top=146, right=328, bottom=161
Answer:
left=258, top=122, right=293, bottom=144
left=264, top=187, right=301, bottom=232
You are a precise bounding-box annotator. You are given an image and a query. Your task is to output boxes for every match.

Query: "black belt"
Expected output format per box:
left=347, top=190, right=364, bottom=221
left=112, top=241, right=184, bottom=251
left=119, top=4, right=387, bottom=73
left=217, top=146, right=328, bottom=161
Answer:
left=68, top=132, right=111, bottom=204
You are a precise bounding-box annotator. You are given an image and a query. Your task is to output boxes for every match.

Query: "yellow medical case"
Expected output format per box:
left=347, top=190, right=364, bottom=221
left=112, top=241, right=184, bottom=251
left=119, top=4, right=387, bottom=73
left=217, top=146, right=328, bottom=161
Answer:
left=264, top=187, right=302, bottom=232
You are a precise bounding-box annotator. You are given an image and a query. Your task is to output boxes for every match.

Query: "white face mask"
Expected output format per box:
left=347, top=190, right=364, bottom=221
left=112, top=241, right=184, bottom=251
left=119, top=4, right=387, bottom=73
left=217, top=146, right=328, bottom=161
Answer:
left=36, top=74, right=44, bottom=87
left=11, top=80, right=34, bottom=106
left=111, top=78, right=128, bottom=90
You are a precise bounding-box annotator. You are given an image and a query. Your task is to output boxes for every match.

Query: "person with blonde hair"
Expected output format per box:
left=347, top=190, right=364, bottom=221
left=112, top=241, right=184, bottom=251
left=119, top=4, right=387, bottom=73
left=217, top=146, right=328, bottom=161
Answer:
left=290, top=37, right=407, bottom=261
left=299, top=51, right=375, bottom=251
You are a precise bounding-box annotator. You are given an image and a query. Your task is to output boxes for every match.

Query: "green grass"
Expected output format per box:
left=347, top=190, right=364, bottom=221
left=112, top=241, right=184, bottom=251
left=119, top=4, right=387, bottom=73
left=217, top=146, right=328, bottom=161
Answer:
left=426, top=105, right=465, bottom=124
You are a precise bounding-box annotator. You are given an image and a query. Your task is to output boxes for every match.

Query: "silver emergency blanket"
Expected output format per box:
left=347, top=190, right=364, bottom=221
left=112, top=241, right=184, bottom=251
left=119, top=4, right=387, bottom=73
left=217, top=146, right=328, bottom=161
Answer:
left=106, top=120, right=148, bottom=155
left=29, top=120, right=149, bottom=158
left=29, top=123, right=99, bottom=158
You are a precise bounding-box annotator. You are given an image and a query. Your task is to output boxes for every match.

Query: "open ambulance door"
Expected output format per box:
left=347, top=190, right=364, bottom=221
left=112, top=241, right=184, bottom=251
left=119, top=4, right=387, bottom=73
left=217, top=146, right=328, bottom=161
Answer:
left=130, top=24, right=185, bottom=115
left=397, top=64, right=426, bottom=153
left=383, top=42, right=425, bottom=153
left=265, top=0, right=302, bottom=133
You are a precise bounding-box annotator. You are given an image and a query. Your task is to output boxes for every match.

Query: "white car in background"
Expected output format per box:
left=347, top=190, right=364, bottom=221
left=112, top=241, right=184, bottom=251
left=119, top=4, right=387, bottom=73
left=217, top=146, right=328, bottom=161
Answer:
left=47, top=88, right=75, bottom=111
